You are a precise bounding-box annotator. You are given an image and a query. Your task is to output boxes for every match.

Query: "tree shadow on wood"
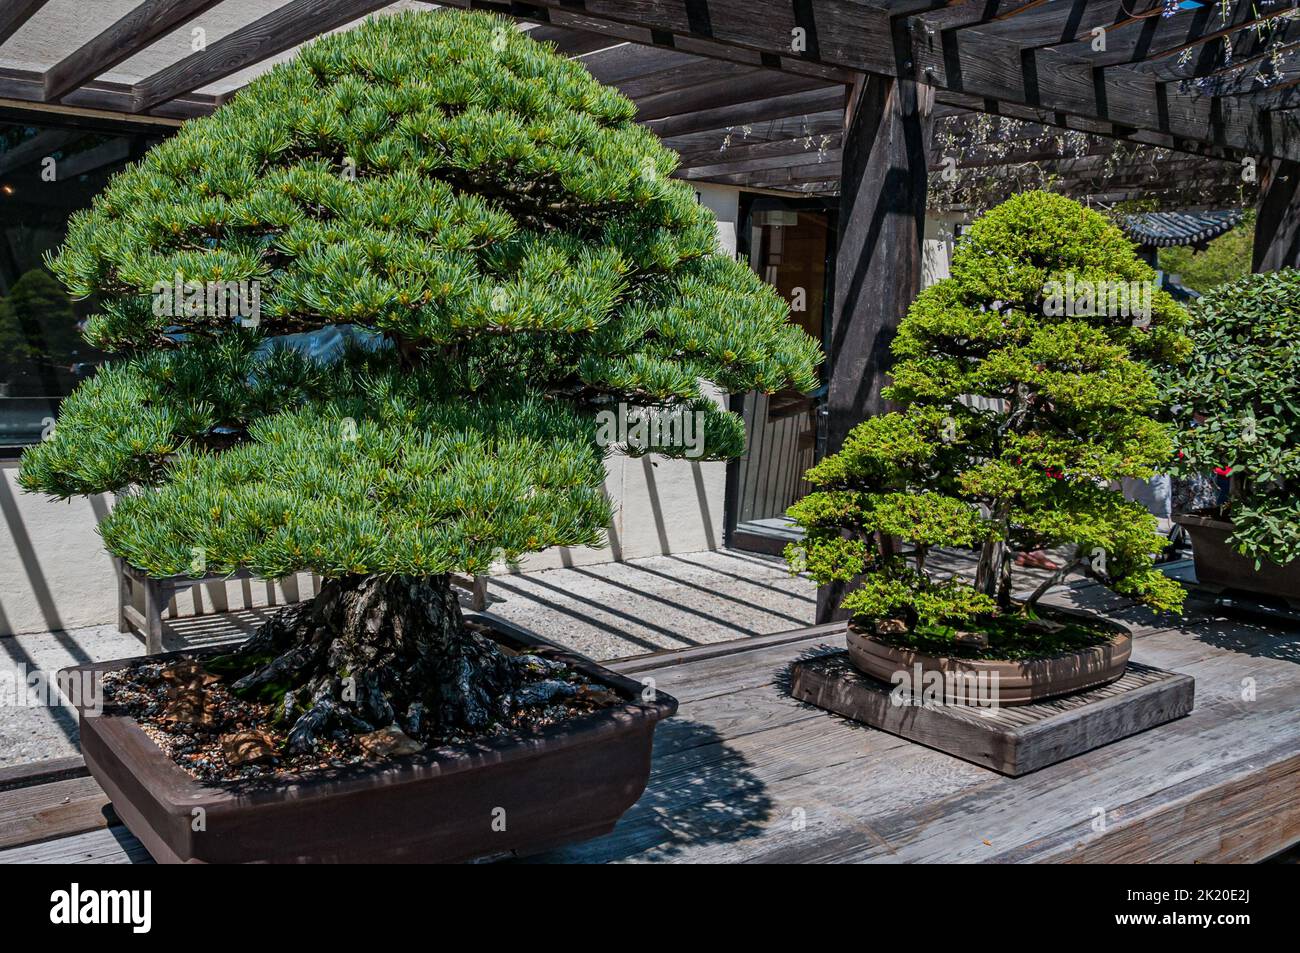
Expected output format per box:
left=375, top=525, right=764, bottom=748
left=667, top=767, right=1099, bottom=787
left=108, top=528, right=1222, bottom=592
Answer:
left=772, top=643, right=880, bottom=733
left=515, top=719, right=774, bottom=862
left=1186, top=608, right=1300, bottom=665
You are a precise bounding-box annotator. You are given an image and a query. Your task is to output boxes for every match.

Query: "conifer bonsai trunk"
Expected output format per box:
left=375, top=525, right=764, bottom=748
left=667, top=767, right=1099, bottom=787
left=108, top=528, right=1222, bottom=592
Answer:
left=217, top=574, right=519, bottom=749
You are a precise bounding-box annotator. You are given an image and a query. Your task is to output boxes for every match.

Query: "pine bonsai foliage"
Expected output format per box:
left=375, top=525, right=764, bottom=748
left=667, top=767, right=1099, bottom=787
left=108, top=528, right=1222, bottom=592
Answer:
left=787, top=192, right=1188, bottom=639
left=19, top=10, right=819, bottom=742
left=1167, top=269, right=1300, bottom=568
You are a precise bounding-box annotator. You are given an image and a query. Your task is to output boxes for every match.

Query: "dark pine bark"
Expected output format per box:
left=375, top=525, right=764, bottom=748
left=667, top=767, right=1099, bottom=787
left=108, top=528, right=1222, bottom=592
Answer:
left=213, top=574, right=522, bottom=753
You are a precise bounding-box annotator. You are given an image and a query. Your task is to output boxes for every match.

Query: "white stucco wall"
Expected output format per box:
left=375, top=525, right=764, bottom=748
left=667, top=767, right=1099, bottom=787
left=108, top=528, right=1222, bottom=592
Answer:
left=0, top=184, right=743, bottom=636
left=922, top=213, right=963, bottom=288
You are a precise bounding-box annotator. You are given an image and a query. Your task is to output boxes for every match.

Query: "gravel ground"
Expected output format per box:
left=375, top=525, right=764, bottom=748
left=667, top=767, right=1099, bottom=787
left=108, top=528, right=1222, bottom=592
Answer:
left=482, top=549, right=817, bottom=659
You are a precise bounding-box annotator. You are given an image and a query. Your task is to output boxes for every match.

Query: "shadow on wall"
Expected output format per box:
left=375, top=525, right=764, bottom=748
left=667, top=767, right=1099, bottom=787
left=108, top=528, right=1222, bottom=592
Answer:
left=517, top=453, right=727, bottom=573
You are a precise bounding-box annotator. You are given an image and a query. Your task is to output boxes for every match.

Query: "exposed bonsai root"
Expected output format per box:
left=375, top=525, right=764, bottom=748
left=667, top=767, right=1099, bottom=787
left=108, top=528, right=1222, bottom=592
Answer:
left=211, top=574, right=538, bottom=753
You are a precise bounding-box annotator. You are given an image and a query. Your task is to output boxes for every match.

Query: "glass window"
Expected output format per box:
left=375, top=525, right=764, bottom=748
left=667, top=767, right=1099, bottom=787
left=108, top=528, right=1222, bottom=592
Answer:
left=0, top=121, right=162, bottom=450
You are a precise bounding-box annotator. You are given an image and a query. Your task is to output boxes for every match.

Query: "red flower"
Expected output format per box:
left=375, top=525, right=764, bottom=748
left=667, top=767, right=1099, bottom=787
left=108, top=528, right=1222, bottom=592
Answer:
left=1214, top=465, right=1232, bottom=477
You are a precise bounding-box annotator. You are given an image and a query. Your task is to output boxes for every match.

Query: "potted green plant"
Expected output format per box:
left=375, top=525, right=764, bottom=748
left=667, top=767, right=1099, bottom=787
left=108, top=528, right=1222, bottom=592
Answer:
left=19, top=10, right=820, bottom=863
left=1168, top=269, right=1300, bottom=605
left=787, top=191, right=1188, bottom=705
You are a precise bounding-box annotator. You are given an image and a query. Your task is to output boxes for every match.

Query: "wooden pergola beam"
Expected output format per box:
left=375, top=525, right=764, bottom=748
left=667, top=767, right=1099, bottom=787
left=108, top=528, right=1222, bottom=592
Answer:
left=524, top=25, right=622, bottom=56
left=0, top=0, right=49, bottom=48
left=676, top=131, right=844, bottom=168
left=1254, top=159, right=1300, bottom=270
left=1047, top=0, right=1279, bottom=70
left=44, top=0, right=225, bottom=102
left=959, top=0, right=1160, bottom=50
left=132, top=0, right=397, bottom=114
left=644, top=85, right=846, bottom=138
left=678, top=146, right=843, bottom=178
left=664, top=110, right=844, bottom=158
left=439, top=0, right=879, bottom=74
left=634, top=72, right=828, bottom=122
left=0, top=67, right=217, bottom=119
left=916, top=22, right=1300, bottom=159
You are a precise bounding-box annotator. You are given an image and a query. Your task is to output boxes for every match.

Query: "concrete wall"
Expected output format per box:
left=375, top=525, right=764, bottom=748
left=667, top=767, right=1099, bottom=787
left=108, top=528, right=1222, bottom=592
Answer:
left=0, top=184, right=743, bottom=636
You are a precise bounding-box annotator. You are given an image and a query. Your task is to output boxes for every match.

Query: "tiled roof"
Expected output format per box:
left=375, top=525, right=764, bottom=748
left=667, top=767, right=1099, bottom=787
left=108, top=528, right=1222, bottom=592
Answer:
left=1123, top=210, right=1244, bottom=248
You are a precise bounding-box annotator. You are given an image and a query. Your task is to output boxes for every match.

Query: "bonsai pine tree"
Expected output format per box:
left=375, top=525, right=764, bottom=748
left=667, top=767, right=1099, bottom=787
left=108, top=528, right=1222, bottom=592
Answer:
left=19, top=11, right=819, bottom=747
left=1167, top=269, right=1300, bottom=568
left=788, top=192, right=1187, bottom=642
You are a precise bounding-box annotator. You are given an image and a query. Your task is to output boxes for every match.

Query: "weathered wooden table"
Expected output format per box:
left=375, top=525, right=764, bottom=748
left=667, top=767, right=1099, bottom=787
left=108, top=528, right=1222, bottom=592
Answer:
left=3, top=579, right=1298, bottom=863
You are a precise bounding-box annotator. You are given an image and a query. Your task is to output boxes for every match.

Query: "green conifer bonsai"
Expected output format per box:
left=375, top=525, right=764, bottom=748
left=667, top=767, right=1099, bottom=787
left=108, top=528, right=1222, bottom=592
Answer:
left=787, top=192, right=1187, bottom=652
left=19, top=10, right=819, bottom=748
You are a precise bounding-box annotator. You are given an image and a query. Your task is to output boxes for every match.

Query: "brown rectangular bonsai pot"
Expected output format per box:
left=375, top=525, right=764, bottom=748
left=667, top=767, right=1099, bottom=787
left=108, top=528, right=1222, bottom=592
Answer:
left=63, top=618, right=676, bottom=864
left=1175, top=513, right=1300, bottom=606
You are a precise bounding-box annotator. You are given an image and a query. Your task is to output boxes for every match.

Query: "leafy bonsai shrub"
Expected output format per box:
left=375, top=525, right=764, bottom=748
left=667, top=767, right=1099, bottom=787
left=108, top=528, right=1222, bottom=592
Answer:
left=1167, top=269, right=1300, bottom=568
left=787, top=191, right=1188, bottom=646
left=19, top=10, right=819, bottom=747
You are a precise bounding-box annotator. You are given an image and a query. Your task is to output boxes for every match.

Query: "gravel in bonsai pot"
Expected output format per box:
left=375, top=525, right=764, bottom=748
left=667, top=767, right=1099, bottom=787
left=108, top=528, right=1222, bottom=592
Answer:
left=786, top=191, right=1189, bottom=704
left=18, top=9, right=820, bottom=860
left=1167, top=269, right=1300, bottom=604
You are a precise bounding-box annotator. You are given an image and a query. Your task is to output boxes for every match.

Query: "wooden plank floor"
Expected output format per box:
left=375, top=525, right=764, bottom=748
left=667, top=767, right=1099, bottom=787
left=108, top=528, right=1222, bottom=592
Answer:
left=2, top=578, right=1298, bottom=863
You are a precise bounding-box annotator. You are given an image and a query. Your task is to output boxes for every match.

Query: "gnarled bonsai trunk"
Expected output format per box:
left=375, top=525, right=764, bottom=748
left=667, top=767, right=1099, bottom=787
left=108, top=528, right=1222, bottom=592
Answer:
left=214, top=574, right=521, bottom=752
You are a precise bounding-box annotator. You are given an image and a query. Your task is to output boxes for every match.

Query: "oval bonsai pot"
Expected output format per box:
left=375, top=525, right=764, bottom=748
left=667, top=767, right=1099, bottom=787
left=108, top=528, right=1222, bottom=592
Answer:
left=62, top=618, right=675, bottom=864
left=1174, top=513, right=1300, bottom=607
left=845, top=610, right=1132, bottom=707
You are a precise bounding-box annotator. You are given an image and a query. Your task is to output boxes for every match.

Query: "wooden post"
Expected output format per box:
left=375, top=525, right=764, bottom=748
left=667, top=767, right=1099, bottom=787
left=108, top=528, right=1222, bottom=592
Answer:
left=143, top=578, right=164, bottom=656
left=1253, top=158, right=1300, bottom=272
left=816, top=50, right=931, bottom=624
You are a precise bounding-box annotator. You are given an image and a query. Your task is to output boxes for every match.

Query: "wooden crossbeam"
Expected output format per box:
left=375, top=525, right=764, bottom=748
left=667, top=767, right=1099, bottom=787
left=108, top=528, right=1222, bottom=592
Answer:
left=432, top=0, right=871, bottom=81
left=44, top=0, right=225, bottom=102
left=0, top=0, right=49, bottom=48
left=677, top=145, right=842, bottom=178
left=616, top=58, right=757, bottom=100
left=663, top=110, right=844, bottom=158
left=932, top=90, right=1206, bottom=156
left=132, top=0, right=397, bottom=114
left=914, top=18, right=1300, bottom=160
left=577, top=42, right=698, bottom=85
left=644, top=85, right=846, bottom=138
left=957, top=0, right=1162, bottom=50
left=524, top=25, right=622, bottom=56
left=634, top=72, right=827, bottom=122
left=0, top=67, right=216, bottom=119
left=1046, top=0, right=1280, bottom=70
left=675, top=131, right=843, bottom=167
